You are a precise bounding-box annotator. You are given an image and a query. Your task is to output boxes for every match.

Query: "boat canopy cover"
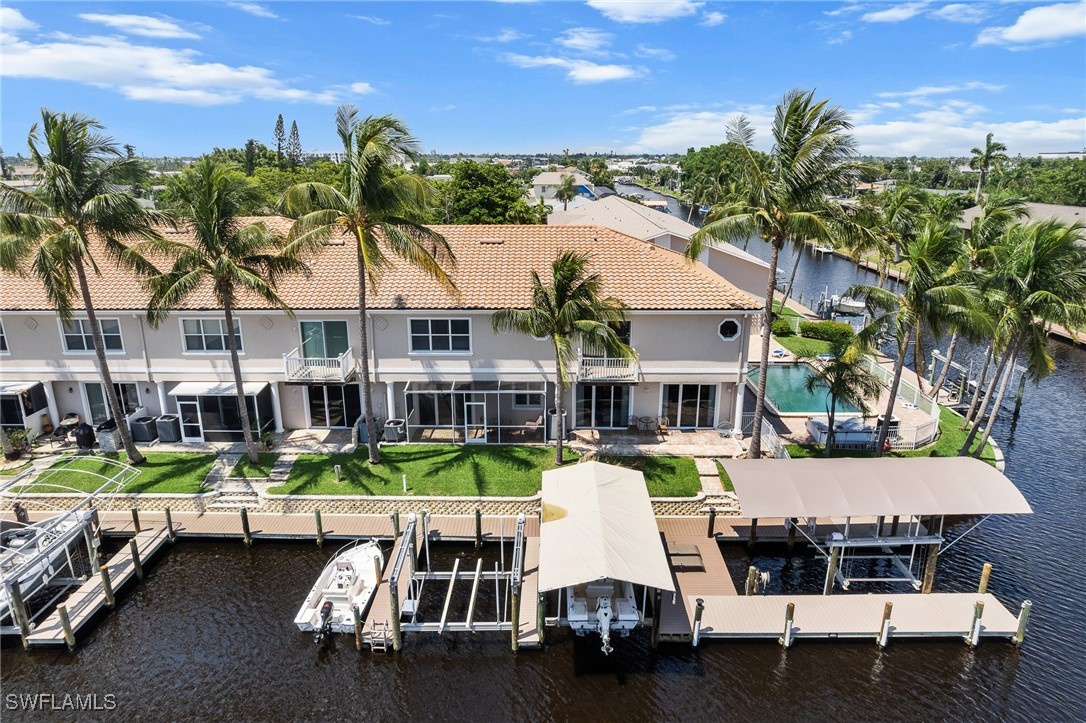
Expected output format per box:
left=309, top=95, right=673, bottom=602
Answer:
left=168, top=381, right=269, bottom=397
left=538, top=461, right=675, bottom=593
left=724, top=457, right=1032, bottom=519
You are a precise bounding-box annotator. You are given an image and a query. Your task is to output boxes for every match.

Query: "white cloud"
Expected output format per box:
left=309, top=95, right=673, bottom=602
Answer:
left=555, top=27, right=613, bottom=55
left=862, top=2, right=930, bottom=23
left=503, top=53, right=637, bottom=83
left=1, top=32, right=345, bottom=106
left=226, top=3, right=279, bottom=20
left=625, top=107, right=775, bottom=153
left=700, top=11, right=727, bottom=27
left=636, top=44, right=676, bottom=60
left=77, top=13, right=200, bottom=39
left=853, top=116, right=1086, bottom=156
left=929, top=3, right=986, bottom=24
left=828, top=29, right=853, bottom=45
left=478, top=28, right=527, bottom=43
left=975, top=2, right=1086, bottom=47
left=586, top=0, right=704, bottom=24
left=349, top=82, right=376, bottom=94
left=824, top=4, right=862, bottom=18
left=1, top=7, right=37, bottom=32
left=354, top=15, right=391, bottom=26
left=877, top=81, right=1004, bottom=100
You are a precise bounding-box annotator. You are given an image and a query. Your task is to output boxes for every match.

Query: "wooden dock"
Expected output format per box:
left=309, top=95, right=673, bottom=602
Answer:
left=25, top=526, right=171, bottom=647
left=656, top=517, right=737, bottom=642
left=692, top=592, right=1020, bottom=641
left=516, top=537, right=541, bottom=648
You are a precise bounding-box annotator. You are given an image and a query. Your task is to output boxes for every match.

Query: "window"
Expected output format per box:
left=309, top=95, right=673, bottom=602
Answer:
left=718, top=319, right=740, bottom=341
left=63, top=318, right=123, bottom=352
left=512, top=393, right=537, bottom=408
left=85, top=383, right=140, bottom=424
left=410, top=318, right=471, bottom=353
left=300, top=320, right=349, bottom=359
left=182, top=318, right=242, bottom=353
left=0, top=320, right=7, bottom=354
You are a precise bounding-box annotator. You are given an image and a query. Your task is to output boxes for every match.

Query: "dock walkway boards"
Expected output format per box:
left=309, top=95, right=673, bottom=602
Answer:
left=656, top=517, right=737, bottom=642
left=26, top=526, right=170, bottom=647
left=516, top=536, right=541, bottom=648
left=694, top=592, right=1019, bottom=640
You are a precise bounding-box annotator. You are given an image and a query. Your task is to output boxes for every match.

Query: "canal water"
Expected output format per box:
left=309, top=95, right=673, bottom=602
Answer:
left=3, top=188, right=1084, bottom=720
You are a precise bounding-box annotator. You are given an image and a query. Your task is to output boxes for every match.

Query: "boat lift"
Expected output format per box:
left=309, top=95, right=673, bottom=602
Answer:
left=381, top=512, right=528, bottom=645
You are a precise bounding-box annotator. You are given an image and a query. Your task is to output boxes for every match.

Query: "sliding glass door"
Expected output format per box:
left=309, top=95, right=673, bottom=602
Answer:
left=575, top=384, right=631, bottom=429
left=662, top=384, right=717, bottom=428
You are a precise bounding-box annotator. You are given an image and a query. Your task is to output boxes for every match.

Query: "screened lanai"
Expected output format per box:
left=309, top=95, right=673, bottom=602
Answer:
left=403, top=380, right=548, bottom=444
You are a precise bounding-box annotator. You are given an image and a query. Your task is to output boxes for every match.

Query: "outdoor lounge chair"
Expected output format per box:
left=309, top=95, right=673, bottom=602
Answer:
left=771, top=349, right=787, bottom=358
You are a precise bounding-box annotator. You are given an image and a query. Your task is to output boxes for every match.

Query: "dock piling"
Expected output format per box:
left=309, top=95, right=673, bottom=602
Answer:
left=240, top=508, right=252, bottom=546
left=1012, top=600, right=1032, bottom=647
left=745, top=566, right=759, bottom=596
left=779, top=602, right=795, bottom=648
left=99, top=564, right=115, bottom=608
left=921, top=543, right=939, bottom=594
left=389, top=583, right=402, bottom=652
left=58, top=604, right=76, bottom=650
left=707, top=507, right=717, bottom=538
left=128, top=538, right=143, bottom=580
left=537, top=592, right=546, bottom=647
left=314, top=509, right=324, bottom=548
left=391, top=510, right=400, bottom=539
left=978, top=562, right=992, bottom=594
left=693, top=598, right=705, bottom=647
left=475, top=507, right=483, bottom=550
left=877, top=602, right=893, bottom=648
left=786, top=517, right=797, bottom=551
left=650, top=589, right=661, bottom=649
left=164, top=507, right=176, bottom=542
left=510, top=584, right=521, bottom=652
left=748, top=518, right=759, bottom=550
left=824, top=547, right=840, bottom=595
left=9, top=582, right=31, bottom=649
left=353, top=605, right=362, bottom=651
left=130, top=508, right=141, bottom=534
left=967, top=600, right=985, bottom=647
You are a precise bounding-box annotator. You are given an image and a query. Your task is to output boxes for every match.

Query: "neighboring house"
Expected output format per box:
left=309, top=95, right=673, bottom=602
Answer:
left=529, top=171, right=592, bottom=201
left=0, top=221, right=760, bottom=445
left=959, top=201, right=1085, bottom=234
left=548, top=195, right=772, bottom=301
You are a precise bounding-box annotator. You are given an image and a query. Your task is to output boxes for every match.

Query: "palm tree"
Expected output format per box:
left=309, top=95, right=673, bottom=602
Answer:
left=0, top=110, right=168, bottom=465
left=848, top=221, right=986, bottom=455
left=145, top=159, right=310, bottom=464
left=1, top=426, right=15, bottom=460
left=969, top=133, right=1009, bottom=204
left=800, top=340, right=882, bottom=456
left=492, top=250, right=633, bottom=464
left=846, top=186, right=927, bottom=284
left=961, top=219, right=1086, bottom=456
left=687, top=89, right=864, bottom=459
left=282, top=106, right=455, bottom=464
left=555, top=174, right=578, bottom=212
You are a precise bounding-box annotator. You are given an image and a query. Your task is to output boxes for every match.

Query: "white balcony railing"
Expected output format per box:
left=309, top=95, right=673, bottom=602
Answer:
left=283, top=347, right=355, bottom=383
left=577, top=349, right=639, bottom=382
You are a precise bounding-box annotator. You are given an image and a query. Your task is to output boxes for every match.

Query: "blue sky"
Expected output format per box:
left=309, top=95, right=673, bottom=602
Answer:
left=2, top=1, right=1084, bottom=157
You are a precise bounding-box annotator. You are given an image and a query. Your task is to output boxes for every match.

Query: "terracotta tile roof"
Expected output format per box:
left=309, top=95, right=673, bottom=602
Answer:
left=0, top=219, right=759, bottom=313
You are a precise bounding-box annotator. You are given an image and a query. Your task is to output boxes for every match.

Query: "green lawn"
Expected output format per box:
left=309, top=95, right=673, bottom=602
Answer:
left=267, top=445, right=702, bottom=497
left=0, top=462, right=32, bottom=477
left=25, top=452, right=217, bottom=494
left=230, top=453, right=280, bottom=478
left=786, top=406, right=997, bottom=464
left=773, top=335, right=834, bottom=357
left=715, top=461, right=735, bottom=492
left=771, top=300, right=803, bottom=318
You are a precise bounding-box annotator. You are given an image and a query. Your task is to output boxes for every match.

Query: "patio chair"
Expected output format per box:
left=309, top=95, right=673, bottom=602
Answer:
left=525, top=415, right=544, bottom=431
left=657, top=416, right=669, bottom=434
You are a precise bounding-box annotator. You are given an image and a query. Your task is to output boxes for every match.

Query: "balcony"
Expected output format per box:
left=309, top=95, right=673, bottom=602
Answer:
left=577, top=348, right=640, bottom=382
left=283, top=347, right=355, bottom=384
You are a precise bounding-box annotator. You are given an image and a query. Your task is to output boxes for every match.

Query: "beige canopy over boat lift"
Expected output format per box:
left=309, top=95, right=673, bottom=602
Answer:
left=723, top=457, right=1032, bottom=594
left=539, top=462, right=675, bottom=594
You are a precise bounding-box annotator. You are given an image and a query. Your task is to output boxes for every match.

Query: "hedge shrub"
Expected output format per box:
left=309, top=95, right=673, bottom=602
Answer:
left=798, top=320, right=855, bottom=345
left=771, top=318, right=794, bottom=337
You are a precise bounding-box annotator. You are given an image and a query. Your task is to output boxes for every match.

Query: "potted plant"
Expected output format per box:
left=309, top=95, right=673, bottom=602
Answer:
left=260, top=430, right=275, bottom=450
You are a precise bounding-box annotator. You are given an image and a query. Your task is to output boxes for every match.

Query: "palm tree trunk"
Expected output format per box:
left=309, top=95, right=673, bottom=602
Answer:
left=960, top=343, right=1013, bottom=454
left=912, top=326, right=926, bottom=393
left=0, top=425, right=15, bottom=460
left=553, top=347, right=566, bottom=465
left=748, top=241, right=782, bottom=459
left=778, top=252, right=803, bottom=316
left=973, top=343, right=1018, bottom=458
left=974, top=169, right=985, bottom=204
left=931, top=330, right=958, bottom=396
left=876, top=324, right=912, bottom=457
left=222, top=290, right=259, bottom=465
left=824, top=400, right=836, bottom=458
left=355, top=242, right=381, bottom=464
left=73, top=256, right=145, bottom=465
left=686, top=202, right=695, bottom=223
left=961, top=343, right=993, bottom=429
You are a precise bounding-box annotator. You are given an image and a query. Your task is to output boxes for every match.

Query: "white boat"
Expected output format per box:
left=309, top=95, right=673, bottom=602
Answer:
left=565, top=577, right=640, bottom=654
left=831, top=294, right=866, bottom=315
left=813, top=244, right=835, bottom=254
left=295, top=539, right=384, bottom=644
left=1, top=510, right=93, bottom=623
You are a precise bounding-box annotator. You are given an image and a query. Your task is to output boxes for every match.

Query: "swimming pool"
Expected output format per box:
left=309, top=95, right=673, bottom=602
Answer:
left=748, top=363, right=861, bottom=415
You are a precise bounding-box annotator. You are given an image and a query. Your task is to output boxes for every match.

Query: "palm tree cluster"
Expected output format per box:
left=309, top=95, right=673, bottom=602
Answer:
left=1, top=107, right=453, bottom=466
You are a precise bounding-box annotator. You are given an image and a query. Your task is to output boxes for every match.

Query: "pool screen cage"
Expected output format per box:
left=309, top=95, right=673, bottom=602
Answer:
left=403, top=380, right=548, bottom=444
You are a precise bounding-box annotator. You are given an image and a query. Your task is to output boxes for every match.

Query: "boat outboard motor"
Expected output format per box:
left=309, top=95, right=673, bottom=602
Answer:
left=314, top=601, right=335, bottom=645
left=595, top=595, right=614, bottom=655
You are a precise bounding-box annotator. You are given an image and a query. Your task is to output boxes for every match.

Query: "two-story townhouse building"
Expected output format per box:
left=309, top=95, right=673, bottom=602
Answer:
left=0, top=221, right=760, bottom=446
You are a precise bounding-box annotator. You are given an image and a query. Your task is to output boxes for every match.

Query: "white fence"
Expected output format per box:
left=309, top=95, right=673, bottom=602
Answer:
left=860, top=355, right=940, bottom=419
left=742, top=413, right=790, bottom=459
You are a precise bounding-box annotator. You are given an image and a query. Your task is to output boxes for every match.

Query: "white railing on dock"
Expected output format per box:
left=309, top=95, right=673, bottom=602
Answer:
left=283, top=347, right=354, bottom=383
